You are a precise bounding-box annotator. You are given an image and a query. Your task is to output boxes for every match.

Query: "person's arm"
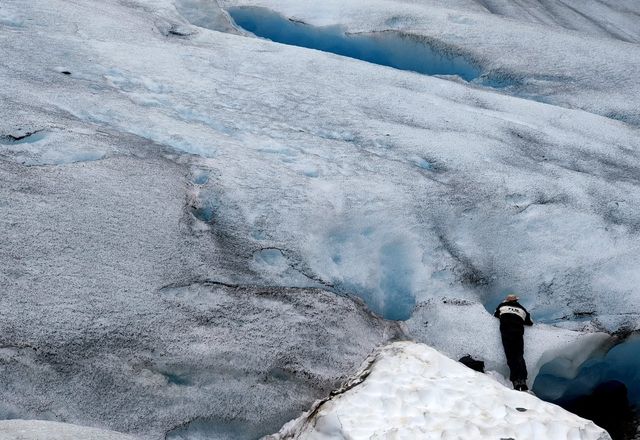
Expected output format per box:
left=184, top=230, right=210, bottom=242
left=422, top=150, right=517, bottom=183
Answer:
left=494, top=304, right=502, bottom=318
left=524, top=310, right=533, bottom=326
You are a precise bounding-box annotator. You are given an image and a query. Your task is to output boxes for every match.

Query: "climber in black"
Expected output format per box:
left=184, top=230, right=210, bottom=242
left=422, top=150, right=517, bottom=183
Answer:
left=494, top=294, right=533, bottom=391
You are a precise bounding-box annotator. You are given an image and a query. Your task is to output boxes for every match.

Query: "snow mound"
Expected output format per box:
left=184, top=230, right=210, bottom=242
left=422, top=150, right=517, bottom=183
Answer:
left=269, top=341, right=611, bottom=440
left=0, top=420, right=135, bottom=440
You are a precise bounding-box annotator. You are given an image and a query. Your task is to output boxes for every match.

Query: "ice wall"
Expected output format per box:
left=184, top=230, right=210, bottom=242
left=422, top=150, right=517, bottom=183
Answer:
left=534, top=334, right=640, bottom=439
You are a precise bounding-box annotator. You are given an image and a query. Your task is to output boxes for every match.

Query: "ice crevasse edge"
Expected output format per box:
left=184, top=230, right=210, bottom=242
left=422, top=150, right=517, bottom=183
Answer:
left=226, top=6, right=482, bottom=81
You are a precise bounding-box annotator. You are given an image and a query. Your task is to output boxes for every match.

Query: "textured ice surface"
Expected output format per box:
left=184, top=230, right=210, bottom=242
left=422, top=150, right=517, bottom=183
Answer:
left=5, top=0, right=634, bottom=327
left=268, top=341, right=611, bottom=440
left=222, top=0, right=640, bottom=124
left=0, top=420, right=134, bottom=440
left=0, top=101, right=400, bottom=438
left=465, top=0, right=640, bottom=43
left=1, top=0, right=640, bottom=438
left=0, top=267, right=398, bottom=438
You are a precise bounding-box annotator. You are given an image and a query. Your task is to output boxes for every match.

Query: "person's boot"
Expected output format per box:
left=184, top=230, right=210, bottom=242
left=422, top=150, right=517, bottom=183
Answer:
left=513, top=380, right=528, bottom=391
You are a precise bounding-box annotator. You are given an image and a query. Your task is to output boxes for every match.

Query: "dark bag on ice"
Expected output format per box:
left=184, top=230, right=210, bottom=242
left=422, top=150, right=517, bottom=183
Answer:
left=459, top=355, right=485, bottom=373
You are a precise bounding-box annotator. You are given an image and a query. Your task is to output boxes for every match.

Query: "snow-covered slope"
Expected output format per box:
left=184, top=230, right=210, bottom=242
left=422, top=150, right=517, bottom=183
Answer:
left=268, top=341, right=611, bottom=440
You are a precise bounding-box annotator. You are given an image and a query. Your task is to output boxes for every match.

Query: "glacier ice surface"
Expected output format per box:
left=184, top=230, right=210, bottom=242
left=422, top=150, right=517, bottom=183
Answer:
left=1, top=0, right=640, bottom=438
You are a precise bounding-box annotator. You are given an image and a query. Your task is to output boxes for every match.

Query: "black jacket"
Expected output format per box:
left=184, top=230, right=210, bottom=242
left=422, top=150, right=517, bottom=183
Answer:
left=494, top=300, right=533, bottom=331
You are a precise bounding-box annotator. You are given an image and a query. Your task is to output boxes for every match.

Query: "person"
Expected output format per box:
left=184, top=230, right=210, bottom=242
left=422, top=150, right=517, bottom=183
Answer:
left=494, top=294, right=533, bottom=391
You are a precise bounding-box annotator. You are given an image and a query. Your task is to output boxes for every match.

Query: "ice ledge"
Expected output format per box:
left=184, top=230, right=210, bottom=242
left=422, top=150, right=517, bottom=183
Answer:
left=266, top=341, right=611, bottom=440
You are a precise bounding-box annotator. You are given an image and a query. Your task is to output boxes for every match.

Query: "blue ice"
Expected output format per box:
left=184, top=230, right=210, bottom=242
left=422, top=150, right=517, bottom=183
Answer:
left=0, top=131, right=46, bottom=145
left=0, top=11, right=23, bottom=27
left=329, top=233, right=416, bottom=321
left=162, top=371, right=192, bottom=386
left=51, top=150, right=105, bottom=165
left=192, top=203, right=215, bottom=223
left=254, top=248, right=286, bottom=267
left=377, top=242, right=417, bottom=320
left=533, top=335, right=640, bottom=406
left=228, top=7, right=481, bottom=81
left=192, top=171, right=209, bottom=185
left=411, top=157, right=435, bottom=170
left=303, top=168, right=319, bottom=178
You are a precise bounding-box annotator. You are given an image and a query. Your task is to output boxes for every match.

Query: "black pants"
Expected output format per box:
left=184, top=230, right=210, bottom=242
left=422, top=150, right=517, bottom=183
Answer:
left=501, top=329, right=527, bottom=383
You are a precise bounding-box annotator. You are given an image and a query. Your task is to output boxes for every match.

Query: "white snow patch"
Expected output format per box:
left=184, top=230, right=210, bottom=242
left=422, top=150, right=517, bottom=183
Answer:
left=269, top=341, right=611, bottom=440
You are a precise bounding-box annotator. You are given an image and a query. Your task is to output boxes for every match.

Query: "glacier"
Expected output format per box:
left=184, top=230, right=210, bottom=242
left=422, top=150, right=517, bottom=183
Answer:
left=1, top=0, right=640, bottom=439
